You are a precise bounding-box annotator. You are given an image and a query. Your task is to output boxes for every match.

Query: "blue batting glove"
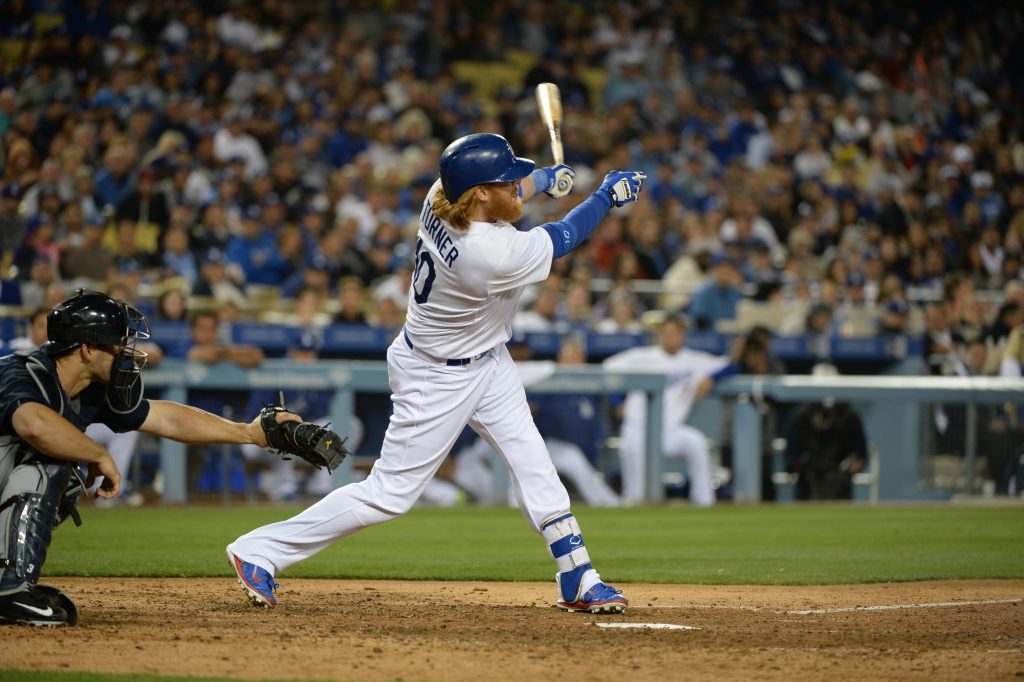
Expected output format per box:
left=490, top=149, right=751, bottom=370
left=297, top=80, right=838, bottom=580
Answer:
left=597, top=170, right=647, bottom=208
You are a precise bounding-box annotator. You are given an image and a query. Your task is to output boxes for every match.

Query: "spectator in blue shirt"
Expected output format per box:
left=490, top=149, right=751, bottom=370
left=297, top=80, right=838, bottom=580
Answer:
left=226, top=208, right=278, bottom=286
left=93, top=144, right=135, bottom=210
left=687, top=253, right=743, bottom=331
left=971, top=171, right=1005, bottom=226
left=159, top=226, right=198, bottom=287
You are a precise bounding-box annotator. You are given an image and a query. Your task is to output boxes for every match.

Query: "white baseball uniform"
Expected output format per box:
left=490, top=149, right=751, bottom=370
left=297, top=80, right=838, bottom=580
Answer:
left=230, top=180, right=601, bottom=587
left=603, top=345, right=730, bottom=506
left=84, top=423, right=139, bottom=497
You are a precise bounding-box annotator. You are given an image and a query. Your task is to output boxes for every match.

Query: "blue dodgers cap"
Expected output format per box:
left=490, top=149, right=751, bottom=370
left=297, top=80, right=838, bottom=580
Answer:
left=307, top=252, right=330, bottom=271
left=1, top=182, right=21, bottom=199
left=808, top=302, right=833, bottom=318
left=709, top=251, right=736, bottom=267
left=116, top=258, right=142, bottom=274
left=749, top=238, right=771, bottom=253
left=26, top=215, right=52, bottom=232
left=204, top=247, right=227, bottom=264
left=91, top=89, right=116, bottom=109
left=886, top=299, right=909, bottom=316
left=280, top=129, right=300, bottom=146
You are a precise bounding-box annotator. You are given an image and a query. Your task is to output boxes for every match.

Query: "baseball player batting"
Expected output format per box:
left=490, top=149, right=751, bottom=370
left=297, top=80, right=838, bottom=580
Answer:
left=228, top=132, right=646, bottom=614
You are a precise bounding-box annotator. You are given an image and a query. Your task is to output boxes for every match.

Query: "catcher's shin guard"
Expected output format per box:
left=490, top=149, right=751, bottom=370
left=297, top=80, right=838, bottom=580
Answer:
left=541, top=513, right=593, bottom=604
left=0, top=493, right=58, bottom=590
left=0, top=463, right=70, bottom=591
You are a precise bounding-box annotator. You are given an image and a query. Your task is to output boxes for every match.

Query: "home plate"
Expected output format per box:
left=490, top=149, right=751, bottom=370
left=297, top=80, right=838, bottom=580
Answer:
left=595, top=623, right=700, bottom=630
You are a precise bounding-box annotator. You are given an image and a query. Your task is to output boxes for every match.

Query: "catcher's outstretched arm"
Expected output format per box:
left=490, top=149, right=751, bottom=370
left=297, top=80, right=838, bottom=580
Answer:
left=140, top=399, right=298, bottom=447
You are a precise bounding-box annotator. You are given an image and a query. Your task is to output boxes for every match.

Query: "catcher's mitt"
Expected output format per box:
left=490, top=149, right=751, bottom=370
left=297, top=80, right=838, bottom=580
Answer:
left=260, top=406, right=349, bottom=473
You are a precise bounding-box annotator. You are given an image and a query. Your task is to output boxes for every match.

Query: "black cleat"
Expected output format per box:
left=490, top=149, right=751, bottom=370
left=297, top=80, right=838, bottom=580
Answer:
left=0, top=584, right=75, bottom=627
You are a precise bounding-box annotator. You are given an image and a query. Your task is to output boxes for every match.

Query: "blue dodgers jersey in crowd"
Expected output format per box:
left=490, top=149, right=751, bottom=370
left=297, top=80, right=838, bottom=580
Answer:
left=0, top=350, right=150, bottom=439
left=530, top=393, right=604, bottom=464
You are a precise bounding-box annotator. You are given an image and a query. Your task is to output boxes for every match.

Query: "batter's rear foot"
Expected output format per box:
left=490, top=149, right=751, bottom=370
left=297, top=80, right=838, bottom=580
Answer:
left=556, top=582, right=628, bottom=614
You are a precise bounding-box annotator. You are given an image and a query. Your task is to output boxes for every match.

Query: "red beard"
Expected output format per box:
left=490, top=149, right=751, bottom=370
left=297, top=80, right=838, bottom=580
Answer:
left=488, top=188, right=523, bottom=223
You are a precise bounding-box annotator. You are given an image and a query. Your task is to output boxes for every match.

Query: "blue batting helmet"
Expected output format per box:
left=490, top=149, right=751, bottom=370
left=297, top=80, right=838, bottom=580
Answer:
left=439, top=133, right=535, bottom=201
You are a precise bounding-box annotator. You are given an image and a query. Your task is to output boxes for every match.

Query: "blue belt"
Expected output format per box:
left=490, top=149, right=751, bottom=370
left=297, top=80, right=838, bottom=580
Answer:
left=403, top=328, right=480, bottom=366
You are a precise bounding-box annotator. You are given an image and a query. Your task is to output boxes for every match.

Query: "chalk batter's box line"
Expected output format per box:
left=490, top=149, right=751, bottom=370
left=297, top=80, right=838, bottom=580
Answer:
left=634, top=598, right=1021, bottom=614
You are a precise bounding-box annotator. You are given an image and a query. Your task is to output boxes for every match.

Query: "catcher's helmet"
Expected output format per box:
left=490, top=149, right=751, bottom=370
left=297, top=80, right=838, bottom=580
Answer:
left=42, top=289, right=151, bottom=409
left=439, top=133, right=535, bottom=201
left=43, top=289, right=149, bottom=356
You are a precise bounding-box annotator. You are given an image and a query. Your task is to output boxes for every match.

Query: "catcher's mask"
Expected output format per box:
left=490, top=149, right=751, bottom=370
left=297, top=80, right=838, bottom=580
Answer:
left=42, top=288, right=151, bottom=411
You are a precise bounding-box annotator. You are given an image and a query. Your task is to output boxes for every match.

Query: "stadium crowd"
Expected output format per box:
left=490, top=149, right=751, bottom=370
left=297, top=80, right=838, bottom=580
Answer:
left=1, top=0, right=1023, bottom=498
left=1, top=1, right=1023, bottom=350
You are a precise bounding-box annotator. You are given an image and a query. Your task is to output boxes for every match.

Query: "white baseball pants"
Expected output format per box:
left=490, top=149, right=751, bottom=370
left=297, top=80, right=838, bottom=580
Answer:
left=229, top=338, right=571, bottom=576
left=84, top=424, right=139, bottom=494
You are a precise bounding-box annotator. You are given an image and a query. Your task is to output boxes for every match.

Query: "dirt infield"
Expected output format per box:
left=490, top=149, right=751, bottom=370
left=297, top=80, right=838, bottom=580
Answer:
left=2, top=578, right=1021, bottom=681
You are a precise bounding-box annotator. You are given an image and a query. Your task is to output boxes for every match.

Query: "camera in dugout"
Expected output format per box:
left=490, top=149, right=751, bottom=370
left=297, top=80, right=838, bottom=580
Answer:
left=0, top=289, right=150, bottom=626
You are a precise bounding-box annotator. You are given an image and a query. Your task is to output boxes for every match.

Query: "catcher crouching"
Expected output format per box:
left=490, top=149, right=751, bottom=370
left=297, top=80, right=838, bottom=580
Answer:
left=0, top=290, right=347, bottom=626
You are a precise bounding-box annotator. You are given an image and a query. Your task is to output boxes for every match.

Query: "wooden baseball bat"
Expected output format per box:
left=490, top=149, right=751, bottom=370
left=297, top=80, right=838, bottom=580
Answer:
left=535, top=82, right=571, bottom=193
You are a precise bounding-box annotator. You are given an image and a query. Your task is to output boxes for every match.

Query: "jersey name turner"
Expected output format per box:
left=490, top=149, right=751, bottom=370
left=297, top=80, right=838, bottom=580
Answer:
left=404, top=180, right=553, bottom=360
left=419, top=200, right=460, bottom=268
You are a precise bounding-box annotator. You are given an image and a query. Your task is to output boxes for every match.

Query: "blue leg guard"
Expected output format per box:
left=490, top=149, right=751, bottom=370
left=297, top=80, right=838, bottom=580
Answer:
left=541, top=513, right=593, bottom=603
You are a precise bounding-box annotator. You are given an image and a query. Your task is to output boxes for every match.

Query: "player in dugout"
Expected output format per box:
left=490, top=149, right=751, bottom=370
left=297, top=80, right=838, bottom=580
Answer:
left=227, top=133, right=646, bottom=614
left=0, top=289, right=328, bottom=626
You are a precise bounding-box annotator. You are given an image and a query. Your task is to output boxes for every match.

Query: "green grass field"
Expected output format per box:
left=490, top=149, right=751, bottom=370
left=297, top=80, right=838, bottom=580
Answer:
left=46, top=503, right=1024, bottom=585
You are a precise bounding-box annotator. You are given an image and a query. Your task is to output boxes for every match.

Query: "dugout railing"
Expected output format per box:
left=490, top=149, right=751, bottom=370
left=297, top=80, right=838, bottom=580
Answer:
left=142, top=359, right=667, bottom=504
left=142, top=361, right=1024, bottom=505
left=714, top=375, right=1024, bottom=502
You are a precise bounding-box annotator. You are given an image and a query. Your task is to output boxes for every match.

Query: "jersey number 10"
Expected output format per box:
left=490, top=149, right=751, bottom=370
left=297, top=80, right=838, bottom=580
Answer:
left=413, top=238, right=436, bottom=304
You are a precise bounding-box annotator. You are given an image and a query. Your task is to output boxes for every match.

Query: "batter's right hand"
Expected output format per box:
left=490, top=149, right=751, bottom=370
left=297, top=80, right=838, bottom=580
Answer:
left=86, top=452, right=121, bottom=499
left=598, top=170, right=646, bottom=207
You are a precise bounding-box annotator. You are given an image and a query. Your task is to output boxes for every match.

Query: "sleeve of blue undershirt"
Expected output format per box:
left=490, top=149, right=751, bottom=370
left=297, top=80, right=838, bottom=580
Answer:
left=539, top=190, right=613, bottom=259
left=711, top=363, right=741, bottom=382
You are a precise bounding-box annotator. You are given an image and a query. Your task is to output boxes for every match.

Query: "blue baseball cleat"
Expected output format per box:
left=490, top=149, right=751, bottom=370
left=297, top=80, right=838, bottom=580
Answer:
left=557, top=581, right=628, bottom=614
left=227, top=548, right=279, bottom=608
